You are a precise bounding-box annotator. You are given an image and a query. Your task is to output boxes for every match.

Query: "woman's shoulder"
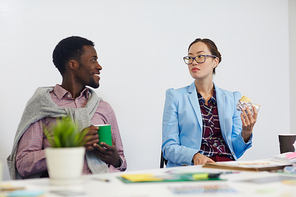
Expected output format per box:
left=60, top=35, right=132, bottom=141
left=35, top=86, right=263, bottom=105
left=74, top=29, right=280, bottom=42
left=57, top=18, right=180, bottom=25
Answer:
left=166, top=84, right=191, bottom=95
left=215, top=86, right=241, bottom=100
left=164, top=84, right=192, bottom=105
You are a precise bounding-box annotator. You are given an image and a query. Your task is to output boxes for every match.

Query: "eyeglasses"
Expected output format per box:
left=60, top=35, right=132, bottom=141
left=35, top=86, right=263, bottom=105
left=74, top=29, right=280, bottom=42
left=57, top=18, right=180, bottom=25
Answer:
left=183, top=55, right=217, bottom=65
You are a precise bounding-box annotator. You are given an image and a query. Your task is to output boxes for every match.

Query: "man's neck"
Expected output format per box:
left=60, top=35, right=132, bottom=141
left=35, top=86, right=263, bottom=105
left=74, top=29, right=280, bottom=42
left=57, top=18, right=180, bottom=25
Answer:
left=61, top=81, right=85, bottom=99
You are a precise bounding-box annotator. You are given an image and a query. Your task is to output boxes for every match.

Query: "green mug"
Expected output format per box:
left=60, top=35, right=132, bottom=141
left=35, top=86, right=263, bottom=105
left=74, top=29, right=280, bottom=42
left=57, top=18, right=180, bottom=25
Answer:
left=95, top=124, right=112, bottom=146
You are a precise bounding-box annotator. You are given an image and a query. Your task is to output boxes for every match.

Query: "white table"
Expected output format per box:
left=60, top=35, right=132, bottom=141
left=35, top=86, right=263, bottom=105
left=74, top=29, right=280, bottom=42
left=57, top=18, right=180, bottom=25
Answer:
left=1, top=165, right=296, bottom=197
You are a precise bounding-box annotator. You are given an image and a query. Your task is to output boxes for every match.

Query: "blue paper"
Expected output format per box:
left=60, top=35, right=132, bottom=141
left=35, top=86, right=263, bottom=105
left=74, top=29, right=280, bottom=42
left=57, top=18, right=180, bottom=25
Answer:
left=7, top=190, right=45, bottom=197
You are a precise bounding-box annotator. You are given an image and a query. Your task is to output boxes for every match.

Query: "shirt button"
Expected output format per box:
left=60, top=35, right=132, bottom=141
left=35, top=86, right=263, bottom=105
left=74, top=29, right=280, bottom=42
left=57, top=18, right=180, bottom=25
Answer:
left=211, top=124, right=214, bottom=128
left=213, top=143, right=217, bottom=147
left=68, top=95, right=71, bottom=98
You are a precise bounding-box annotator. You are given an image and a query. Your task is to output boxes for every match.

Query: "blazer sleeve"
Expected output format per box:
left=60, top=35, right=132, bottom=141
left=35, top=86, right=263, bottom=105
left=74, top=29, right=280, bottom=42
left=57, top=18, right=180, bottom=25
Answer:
left=230, top=91, right=252, bottom=159
left=162, top=88, right=199, bottom=166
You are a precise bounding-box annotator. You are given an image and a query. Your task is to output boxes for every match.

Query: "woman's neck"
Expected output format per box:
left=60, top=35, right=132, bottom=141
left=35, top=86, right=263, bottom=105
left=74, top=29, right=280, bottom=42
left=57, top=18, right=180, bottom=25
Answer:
left=195, top=77, right=213, bottom=93
left=195, top=79, right=214, bottom=105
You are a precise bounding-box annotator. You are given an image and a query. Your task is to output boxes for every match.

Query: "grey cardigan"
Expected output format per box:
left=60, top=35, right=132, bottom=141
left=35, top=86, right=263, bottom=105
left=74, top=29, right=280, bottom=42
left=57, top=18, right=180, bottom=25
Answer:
left=7, top=87, right=108, bottom=179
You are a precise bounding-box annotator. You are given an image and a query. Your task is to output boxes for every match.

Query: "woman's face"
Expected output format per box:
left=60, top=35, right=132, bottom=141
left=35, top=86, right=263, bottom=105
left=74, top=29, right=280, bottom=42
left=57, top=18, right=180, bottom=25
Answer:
left=187, top=42, right=218, bottom=81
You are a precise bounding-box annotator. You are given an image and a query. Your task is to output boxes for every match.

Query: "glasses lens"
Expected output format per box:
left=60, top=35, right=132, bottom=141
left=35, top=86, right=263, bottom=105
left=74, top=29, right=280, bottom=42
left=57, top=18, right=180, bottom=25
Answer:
left=196, top=55, right=205, bottom=63
left=183, top=56, right=191, bottom=64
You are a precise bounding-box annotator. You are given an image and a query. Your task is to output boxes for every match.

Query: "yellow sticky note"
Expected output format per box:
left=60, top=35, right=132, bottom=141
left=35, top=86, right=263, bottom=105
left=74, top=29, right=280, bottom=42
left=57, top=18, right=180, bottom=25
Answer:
left=192, top=173, right=209, bottom=180
left=121, top=174, right=162, bottom=182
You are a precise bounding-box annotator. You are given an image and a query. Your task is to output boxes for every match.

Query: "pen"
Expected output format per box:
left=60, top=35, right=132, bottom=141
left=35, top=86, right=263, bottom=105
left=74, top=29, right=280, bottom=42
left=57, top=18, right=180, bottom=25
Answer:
left=220, top=171, right=240, bottom=174
left=192, top=173, right=221, bottom=180
left=92, top=178, right=110, bottom=182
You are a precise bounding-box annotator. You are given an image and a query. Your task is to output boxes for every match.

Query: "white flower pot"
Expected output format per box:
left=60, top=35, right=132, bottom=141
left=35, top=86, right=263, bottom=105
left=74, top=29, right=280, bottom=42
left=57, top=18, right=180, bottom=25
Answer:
left=45, top=147, right=85, bottom=185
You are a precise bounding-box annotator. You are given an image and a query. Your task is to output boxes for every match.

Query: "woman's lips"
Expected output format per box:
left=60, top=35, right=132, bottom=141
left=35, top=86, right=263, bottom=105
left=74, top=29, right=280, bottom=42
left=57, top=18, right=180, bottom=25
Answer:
left=191, top=68, right=200, bottom=72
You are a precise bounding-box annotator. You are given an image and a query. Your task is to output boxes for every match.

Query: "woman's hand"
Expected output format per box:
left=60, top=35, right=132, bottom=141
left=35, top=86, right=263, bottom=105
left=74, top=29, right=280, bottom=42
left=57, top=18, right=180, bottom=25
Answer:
left=192, top=153, right=215, bottom=165
left=241, top=105, right=258, bottom=142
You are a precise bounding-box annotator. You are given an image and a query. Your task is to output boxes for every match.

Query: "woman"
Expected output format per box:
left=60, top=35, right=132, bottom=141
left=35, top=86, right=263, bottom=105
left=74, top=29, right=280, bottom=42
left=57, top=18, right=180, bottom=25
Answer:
left=162, top=38, right=258, bottom=167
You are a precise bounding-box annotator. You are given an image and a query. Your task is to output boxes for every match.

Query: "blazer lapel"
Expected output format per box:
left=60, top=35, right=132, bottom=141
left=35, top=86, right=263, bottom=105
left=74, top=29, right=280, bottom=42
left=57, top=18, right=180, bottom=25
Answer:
left=215, top=84, right=226, bottom=135
left=188, top=82, right=203, bottom=131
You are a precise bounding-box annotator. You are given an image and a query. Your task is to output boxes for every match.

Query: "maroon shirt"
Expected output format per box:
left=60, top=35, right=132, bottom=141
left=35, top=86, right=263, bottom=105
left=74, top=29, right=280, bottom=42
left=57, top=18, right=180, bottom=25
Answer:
left=197, top=89, right=234, bottom=161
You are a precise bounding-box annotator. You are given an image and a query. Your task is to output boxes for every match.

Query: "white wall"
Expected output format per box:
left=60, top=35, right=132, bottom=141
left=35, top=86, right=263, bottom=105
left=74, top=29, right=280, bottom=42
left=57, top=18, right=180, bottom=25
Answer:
left=0, top=0, right=290, bottom=180
left=290, top=0, right=296, bottom=134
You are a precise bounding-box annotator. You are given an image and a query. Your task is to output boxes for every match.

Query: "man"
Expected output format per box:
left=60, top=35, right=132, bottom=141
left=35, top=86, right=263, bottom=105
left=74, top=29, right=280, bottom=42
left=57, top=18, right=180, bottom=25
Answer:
left=7, top=36, right=127, bottom=179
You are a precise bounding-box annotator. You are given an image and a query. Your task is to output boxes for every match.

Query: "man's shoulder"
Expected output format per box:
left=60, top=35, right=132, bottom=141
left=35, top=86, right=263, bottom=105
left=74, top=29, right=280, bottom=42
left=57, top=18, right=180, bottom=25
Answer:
left=35, top=86, right=55, bottom=93
left=98, top=99, right=109, bottom=106
left=97, top=99, right=113, bottom=111
left=26, top=86, right=54, bottom=104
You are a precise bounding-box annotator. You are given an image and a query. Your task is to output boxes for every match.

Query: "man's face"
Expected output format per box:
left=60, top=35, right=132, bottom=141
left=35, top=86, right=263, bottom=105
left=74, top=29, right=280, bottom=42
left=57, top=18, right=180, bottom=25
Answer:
left=75, top=45, right=102, bottom=89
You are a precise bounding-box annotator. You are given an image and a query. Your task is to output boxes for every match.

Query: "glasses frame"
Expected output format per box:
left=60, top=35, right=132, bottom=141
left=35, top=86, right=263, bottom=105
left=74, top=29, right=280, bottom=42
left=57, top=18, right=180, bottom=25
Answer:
left=183, top=55, right=217, bottom=65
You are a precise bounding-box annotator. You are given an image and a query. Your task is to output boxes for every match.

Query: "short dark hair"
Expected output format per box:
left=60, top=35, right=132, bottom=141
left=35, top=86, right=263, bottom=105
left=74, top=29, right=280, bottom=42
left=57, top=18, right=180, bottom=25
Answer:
left=52, top=36, right=94, bottom=75
left=188, top=38, right=222, bottom=74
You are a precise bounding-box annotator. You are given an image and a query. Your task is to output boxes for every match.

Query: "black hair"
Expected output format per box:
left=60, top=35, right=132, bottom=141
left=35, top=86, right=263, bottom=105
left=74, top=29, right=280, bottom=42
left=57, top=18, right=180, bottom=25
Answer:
left=52, top=36, right=94, bottom=75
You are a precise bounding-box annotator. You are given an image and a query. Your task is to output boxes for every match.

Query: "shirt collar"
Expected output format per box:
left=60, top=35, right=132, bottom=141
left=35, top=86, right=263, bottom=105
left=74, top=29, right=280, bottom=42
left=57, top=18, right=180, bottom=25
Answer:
left=53, top=84, right=90, bottom=99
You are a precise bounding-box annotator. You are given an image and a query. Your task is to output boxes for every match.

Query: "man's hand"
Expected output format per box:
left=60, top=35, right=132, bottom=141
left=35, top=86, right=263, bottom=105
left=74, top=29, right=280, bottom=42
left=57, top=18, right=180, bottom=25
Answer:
left=241, top=105, right=258, bottom=142
left=192, top=153, right=215, bottom=165
left=93, top=140, right=121, bottom=167
left=83, top=125, right=99, bottom=151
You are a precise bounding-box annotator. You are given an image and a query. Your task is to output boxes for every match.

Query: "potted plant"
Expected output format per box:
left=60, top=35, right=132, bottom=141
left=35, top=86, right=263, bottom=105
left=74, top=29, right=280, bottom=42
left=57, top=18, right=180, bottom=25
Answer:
left=43, top=116, right=88, bottom=185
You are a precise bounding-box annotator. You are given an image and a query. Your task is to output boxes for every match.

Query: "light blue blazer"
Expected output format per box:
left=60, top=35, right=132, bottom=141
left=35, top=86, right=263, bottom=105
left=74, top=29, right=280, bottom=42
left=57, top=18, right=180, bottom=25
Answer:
left=162, top=82, right=252, bottom=167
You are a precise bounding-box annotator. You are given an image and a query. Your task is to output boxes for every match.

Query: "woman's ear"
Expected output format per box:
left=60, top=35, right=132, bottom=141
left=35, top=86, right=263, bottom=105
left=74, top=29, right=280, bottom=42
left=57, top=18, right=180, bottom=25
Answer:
left=213, top=57, right=219, bottom=68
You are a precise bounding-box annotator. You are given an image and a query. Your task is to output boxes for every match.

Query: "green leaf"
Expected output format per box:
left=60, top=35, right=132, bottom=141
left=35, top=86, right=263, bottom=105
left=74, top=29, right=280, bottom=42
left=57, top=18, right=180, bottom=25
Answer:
left=43, top=116, right=88, bottom=148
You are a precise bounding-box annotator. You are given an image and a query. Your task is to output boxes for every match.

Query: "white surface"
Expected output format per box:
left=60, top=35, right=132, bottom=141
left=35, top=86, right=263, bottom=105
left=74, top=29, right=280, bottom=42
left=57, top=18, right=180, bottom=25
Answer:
left=1, top=165, right=296, bottom=197
left=0, top=0, right=290, bottom=181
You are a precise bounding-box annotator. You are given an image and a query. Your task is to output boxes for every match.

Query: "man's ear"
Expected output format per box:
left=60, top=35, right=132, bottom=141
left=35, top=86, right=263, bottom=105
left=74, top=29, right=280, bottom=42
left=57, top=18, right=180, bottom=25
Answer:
left=68, top=60, right=79, bottom=71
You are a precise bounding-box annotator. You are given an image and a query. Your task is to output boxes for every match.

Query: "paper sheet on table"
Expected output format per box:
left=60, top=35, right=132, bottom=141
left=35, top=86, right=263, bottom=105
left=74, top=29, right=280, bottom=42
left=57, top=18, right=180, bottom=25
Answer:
left=120, top=174, right=162, bottom=182
left=119, top=172, right=223, bottom=183
left=203, top=159, right=289, bottom=171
